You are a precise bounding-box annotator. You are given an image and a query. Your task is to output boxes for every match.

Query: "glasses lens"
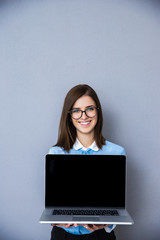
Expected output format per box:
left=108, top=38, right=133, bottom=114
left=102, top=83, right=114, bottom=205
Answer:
left=71, top=109, right=82, bottom=119
left=86, top=107, right=97, bottom=118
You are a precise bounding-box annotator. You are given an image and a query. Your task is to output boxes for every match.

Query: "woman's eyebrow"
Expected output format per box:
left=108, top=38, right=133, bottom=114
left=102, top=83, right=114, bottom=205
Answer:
left=86, top=105, right=95, bottom=108
left=72, top=107, right=81, bottom=110
left=72, top=105, right=95, bottom=109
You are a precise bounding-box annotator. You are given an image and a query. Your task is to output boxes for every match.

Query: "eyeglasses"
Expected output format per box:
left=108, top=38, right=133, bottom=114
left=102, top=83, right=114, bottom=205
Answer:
left=69, top=106, right=99, bottom=120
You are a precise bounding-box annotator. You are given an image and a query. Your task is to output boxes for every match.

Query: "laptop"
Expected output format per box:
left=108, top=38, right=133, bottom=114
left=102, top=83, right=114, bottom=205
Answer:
left=39, top=154, right=134, bottom=225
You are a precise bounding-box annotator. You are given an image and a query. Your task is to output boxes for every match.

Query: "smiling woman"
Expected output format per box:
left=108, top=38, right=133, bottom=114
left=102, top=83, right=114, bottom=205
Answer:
left=49, top=84, right=125, bottom=239
left=55, top=84, right=106, bottom=152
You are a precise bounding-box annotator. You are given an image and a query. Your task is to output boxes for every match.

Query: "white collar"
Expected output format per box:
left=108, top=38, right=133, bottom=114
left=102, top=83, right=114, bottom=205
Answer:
left=73, top=138, right=99, bottom=151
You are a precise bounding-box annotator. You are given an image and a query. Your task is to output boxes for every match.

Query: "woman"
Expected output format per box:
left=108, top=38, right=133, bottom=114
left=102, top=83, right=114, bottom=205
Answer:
left=49, top=84, right=125, bottom=240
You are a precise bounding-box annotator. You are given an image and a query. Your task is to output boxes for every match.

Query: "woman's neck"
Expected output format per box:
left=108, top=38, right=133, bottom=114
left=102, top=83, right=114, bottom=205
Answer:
left=76, top=132, right=95, bottom=148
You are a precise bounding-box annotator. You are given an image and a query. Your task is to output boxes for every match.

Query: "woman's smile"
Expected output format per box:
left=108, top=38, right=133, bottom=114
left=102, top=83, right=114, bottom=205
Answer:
left=78, top=120, right=92, bottom=127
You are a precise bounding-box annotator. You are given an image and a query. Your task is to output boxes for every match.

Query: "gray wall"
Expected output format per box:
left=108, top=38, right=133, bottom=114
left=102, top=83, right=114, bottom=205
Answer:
left=0, top=0, right=160, bottom=239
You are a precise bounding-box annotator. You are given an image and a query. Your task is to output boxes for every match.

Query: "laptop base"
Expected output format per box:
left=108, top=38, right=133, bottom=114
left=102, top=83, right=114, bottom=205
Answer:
left=39, top=207, right=134, bottom=225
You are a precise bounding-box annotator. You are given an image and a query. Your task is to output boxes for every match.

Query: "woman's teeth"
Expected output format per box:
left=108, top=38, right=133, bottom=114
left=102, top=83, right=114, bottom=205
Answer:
left=79, top=121, right=91, bottom=125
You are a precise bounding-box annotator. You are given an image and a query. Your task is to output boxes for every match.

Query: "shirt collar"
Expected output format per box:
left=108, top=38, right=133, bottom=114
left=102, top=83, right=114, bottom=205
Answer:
left=73, top=138, right=99, bottom=151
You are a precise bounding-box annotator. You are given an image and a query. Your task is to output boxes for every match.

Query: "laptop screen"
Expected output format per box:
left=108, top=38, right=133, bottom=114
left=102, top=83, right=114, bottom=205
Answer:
left=45, top=154, right=126, bottom=208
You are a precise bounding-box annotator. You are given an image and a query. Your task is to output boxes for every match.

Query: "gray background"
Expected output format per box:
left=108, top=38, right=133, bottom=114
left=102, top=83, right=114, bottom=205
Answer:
left=0, top=0, right=160, bottom=239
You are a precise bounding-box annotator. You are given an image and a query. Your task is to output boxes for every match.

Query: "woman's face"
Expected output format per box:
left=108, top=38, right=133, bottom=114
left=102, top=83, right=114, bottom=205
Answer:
left=71, top=95, right=98, bottom=137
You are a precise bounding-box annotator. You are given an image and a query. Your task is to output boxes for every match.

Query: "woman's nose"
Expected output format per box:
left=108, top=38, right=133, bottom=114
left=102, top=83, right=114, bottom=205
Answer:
left=81, top=111, right=88, bottom=119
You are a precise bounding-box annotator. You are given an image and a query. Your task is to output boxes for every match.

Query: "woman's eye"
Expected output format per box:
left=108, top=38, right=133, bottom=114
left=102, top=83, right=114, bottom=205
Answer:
left=87, top=107, right=94, bottom=111
left=73, top=109, right=80, bottom=113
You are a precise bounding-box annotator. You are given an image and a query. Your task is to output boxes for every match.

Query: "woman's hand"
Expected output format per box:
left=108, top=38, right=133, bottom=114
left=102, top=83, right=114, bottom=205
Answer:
left=51, top=223, right=111, bottom=232
left=51, top=223, right=78, bottom=228
left=83, top=224, right=110, bottom=232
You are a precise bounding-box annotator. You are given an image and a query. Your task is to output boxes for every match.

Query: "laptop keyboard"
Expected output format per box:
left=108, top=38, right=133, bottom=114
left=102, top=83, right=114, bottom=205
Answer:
left=53, top=209, right=119, bottom=216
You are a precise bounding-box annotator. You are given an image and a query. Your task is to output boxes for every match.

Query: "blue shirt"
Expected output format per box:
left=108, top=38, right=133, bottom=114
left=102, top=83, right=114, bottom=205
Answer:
left=48, top=139, right=126, bottom=235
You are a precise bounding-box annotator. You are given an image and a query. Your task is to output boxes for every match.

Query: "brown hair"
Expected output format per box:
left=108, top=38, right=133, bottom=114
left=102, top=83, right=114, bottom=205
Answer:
left=55, top=84, right=106, bottom=152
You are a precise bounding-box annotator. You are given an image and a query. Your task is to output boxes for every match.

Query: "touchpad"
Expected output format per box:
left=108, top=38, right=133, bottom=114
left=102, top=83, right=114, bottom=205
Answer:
left=73, top=216, right=100, bottom=221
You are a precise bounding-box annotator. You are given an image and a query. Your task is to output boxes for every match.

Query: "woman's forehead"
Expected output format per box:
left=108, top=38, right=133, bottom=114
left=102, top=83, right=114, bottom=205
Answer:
left=73, top=95, right=96, bottom=108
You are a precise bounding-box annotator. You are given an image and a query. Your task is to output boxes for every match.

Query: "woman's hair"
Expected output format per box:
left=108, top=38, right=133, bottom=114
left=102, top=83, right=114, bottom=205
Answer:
left=55, top=84, right=106, bottom=152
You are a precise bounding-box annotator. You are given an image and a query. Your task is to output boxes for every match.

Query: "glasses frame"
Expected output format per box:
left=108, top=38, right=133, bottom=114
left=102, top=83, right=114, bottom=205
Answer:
left=69, top=106, right=99, bottom=120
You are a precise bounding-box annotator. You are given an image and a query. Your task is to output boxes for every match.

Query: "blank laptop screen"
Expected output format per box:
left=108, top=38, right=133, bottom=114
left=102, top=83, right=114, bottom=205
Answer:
left=45, top=154, right=126, bottom=208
